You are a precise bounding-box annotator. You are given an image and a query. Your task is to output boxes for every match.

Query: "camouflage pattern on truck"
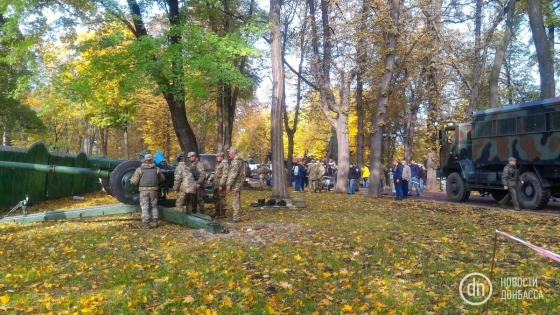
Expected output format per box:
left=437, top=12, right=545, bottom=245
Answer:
left=471, top=98, right=560, bottom=165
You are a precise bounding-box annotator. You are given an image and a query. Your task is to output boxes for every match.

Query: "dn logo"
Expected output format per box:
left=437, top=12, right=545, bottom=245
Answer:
left=459, top=273, right=493, bottom=305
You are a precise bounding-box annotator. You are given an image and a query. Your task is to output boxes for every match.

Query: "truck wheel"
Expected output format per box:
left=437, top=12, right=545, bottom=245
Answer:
left=490, top=191, right=507, bottom=202
left=446, top=172, right=470, bottom=202
left=110, top=160, right=141, bottom=205
left=517, top=172, right=550, bottom=210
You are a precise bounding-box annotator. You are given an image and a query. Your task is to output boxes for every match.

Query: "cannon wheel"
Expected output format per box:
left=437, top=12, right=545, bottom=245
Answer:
left=110, top=160, right=141, bottom=205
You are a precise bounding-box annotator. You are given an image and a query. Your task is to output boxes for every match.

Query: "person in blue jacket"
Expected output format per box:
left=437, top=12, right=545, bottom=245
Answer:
left=294, top=161, right=307, bottom=192
left=392, top=160, right=403, bottom=200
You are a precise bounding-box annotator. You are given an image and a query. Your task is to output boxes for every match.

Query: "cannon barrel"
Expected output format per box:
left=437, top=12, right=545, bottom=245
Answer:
left=0, top=159, right=148, bottom=205
left=0, top=161, right=111, bottom=178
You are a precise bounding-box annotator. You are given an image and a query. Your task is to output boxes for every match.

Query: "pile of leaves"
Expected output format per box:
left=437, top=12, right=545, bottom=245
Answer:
left=0, top=190, right=559, bottom=314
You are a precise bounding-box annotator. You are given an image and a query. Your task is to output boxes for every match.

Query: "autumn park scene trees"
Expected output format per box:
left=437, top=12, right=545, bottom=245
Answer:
left=1, top=0, right=560, bottom=314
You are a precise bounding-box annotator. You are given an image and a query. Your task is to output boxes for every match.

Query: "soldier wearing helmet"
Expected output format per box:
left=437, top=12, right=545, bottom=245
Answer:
left=130, top=153, right=165, bottom=229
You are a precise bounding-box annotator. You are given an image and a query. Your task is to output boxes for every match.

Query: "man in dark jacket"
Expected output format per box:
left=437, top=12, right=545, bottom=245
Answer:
left=499, top=157, right=524, bottom=211
left=348, top=163, right=360, bottom=194
left=392, top=160, right=403, bottom=200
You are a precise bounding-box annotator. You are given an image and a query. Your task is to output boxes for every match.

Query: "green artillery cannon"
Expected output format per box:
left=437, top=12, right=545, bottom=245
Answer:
left=0, top=153, right=228, bottom=206
left=0, top=158, right=224, bottom=233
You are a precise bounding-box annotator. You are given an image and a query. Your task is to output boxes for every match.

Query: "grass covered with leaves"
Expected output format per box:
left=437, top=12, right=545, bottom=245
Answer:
left=1, top=190, right=559, bottom=314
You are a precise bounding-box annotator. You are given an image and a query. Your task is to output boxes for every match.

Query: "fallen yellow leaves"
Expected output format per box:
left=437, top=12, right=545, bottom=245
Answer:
left=0, top=190, right=559, bottom=314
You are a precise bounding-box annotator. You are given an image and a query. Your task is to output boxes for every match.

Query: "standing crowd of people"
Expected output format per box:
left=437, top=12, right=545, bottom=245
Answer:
left=391, top=159, right=427, bottom=200
left=131, top=148, right=246, bottom=229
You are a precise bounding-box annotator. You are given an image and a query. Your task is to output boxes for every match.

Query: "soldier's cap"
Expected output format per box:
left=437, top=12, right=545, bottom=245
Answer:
left=508, top=157, right=516, bottom=162
left=187, top=152, right=196, bottom=158
left=144, top=154, right=153, bottom=161
left=216, top=151, right=224, bottom=156
left=228, top=147, right=237, bottom=153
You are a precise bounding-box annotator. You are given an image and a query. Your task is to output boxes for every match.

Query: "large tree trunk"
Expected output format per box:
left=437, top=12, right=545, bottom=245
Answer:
left=527, top=0, right=556, bottom=99
left=422, top=0, right=442, bottom=192
left=270, top=0, right=289, bottom=198
left=333, top=73, right=354, bottom=192
left=489, top=0, right=516, bottom=108
left=165, top=96, right=198, bottom=153
left=369, top=0, right=401, bottom=198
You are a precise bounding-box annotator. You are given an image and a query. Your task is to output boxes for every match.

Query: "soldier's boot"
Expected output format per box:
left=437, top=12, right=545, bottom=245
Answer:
left=143, top=222, right=151, bottom=229
left=152, top=219, right=159, bottom=228
left=514, top=207, right=521, bottom=211
left=498, top=202, right=506, bottom=209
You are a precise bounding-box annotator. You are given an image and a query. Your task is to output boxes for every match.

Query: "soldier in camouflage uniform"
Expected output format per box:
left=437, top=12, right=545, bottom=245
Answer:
left=317, top=161, right=325, bottom=191
left=184, top=151, right=207, bottom=213
left=212, top=151, right=229, bottom=219
left=307, top=161, right=317, bottom=193
left=309, top=160, right=324, bottom=193
left=129, top=154, right=165, bottom=229
left=499, top=157, right=524, bottom=211
left=173, top=155, right=197, bottom=214
left=258, top=165, right=269, bottom=188
left=226, top=147, right=245, bottom=222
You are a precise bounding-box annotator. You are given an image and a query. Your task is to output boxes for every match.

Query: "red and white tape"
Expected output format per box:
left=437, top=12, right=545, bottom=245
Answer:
left=496, top=230, right=560, bottom=263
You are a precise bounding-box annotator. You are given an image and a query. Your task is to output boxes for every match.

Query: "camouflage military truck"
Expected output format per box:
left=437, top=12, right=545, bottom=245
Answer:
left=440, top=97, right=560, bottom=210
